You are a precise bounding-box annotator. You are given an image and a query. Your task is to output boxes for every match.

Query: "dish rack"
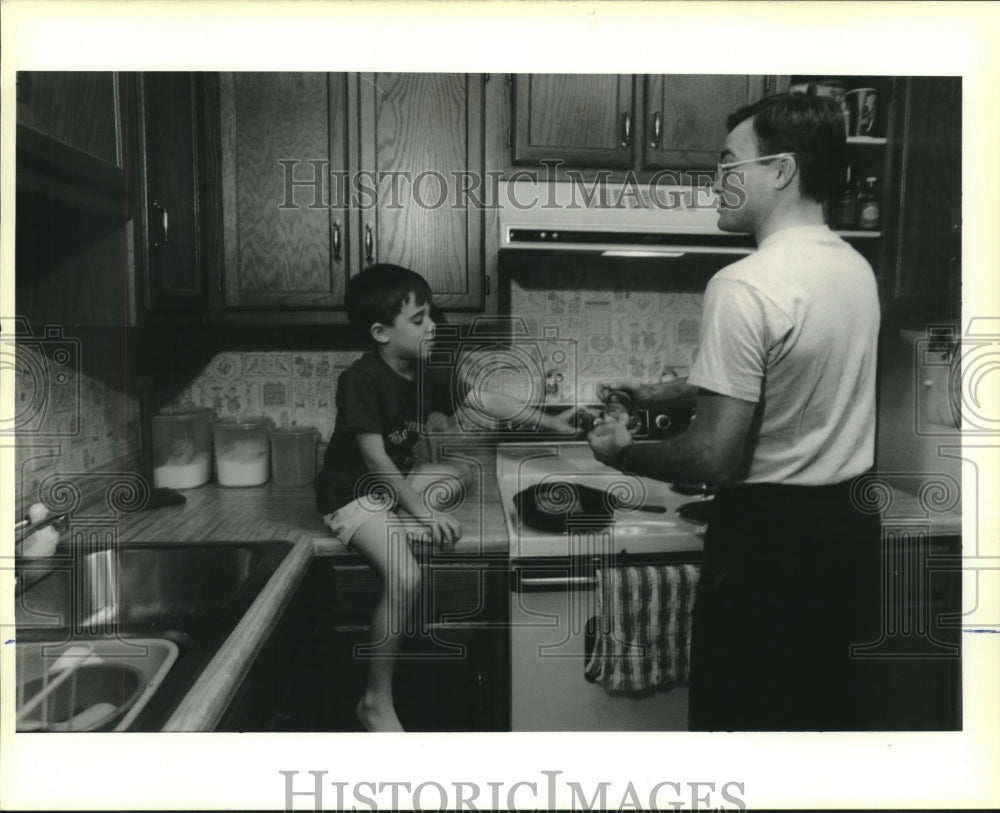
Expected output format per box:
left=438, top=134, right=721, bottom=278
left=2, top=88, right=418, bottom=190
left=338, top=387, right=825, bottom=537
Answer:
left=15, top=638, right=180, bottom=732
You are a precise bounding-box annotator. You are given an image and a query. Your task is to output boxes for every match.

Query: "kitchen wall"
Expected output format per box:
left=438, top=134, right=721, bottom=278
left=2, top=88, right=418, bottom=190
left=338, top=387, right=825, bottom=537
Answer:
left=505, top=259, right=714, bottom=400
left=159, top=257, right=720, bottom=455
left=12, top=334, right=142, bottom=513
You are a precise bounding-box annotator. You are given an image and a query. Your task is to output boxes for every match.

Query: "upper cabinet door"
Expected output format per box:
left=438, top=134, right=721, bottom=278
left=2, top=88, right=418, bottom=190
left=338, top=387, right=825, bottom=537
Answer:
left=220, top=72, right=350, bottom=309
left=139, top=72, right=205, bottom=313
left=17, top=71, right=123, bottom=167
left=358, top=73, right=485, bottom=310
left=644, top=75, right=770, bottom=171
left=512, top=74, right=636, bottom=169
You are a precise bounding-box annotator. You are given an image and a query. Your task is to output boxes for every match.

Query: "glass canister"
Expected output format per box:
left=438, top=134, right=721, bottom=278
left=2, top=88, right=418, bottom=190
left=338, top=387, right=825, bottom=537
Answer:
left=213, top=416, right=271, bottom=487
left=152, top=407, right=214, bottom=489
left=270, top=426, right=318, bottom=486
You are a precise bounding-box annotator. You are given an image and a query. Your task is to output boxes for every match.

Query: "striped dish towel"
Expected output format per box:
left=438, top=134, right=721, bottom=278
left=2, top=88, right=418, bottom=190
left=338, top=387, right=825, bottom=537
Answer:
left=584, top=564, right=700, bottom=696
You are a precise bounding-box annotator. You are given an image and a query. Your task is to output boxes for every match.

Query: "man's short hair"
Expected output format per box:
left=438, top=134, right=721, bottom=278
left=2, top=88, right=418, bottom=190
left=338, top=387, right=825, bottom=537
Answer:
left=345, top=263, right=432, bottom=341
left=726, top=93, right=846, bottom=204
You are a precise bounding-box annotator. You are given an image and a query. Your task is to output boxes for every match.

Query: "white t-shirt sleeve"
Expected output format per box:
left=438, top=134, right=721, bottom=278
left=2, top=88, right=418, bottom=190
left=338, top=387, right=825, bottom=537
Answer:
left=687, top=277, right=793, bottom=404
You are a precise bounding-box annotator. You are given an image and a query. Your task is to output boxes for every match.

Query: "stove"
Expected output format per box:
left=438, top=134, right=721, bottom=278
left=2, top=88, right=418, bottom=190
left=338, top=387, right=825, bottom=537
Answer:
left=496, top=442, right=706, bottom=561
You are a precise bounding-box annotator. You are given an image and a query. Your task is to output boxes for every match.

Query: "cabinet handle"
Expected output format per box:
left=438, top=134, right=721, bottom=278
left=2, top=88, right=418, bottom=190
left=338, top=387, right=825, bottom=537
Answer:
left=621, top=111, right=632, bottom=149
left=650, top=112, right=662, bottom=149
left=364, top=224, right=374, bottom=264
left=151, top=198, right=169, bottom=248
left=332, top=221, right=342, bottom=262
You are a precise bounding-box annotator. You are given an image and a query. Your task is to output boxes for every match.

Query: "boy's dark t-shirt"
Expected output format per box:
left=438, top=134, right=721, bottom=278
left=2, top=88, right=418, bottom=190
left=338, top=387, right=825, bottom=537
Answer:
left=314, top=352, right=455, bottom=515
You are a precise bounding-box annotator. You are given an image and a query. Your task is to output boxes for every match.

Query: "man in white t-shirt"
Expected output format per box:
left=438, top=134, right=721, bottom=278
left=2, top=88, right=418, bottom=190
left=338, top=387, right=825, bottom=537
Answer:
left=589, top=93, right=882, bottom=730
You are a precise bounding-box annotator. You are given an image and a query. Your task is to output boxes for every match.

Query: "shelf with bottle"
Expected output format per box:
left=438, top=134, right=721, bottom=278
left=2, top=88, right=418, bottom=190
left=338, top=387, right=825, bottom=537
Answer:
left=831, top=165, right=882, bottom=234
left=836, top=230, right=882, bottom=239
left=846, top=135, right=887, bottom=146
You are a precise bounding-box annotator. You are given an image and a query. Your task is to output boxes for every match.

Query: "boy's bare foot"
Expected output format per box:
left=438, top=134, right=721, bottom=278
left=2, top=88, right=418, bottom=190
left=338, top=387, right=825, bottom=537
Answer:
left=356, top=696, right=405, bottom=732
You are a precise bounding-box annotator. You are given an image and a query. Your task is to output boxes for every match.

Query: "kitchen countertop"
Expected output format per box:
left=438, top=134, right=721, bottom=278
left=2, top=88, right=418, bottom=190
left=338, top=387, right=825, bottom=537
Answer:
left=111, top=444, right=961, bottom=730
left=123, top=446, right=510, bottom=560
left=116, top=445, right=508, bottom=731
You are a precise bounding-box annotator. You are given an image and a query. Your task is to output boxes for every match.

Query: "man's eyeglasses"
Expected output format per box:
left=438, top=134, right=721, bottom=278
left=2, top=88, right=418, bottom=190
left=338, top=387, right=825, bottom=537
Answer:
left=715, top=152, right=797, bottom=180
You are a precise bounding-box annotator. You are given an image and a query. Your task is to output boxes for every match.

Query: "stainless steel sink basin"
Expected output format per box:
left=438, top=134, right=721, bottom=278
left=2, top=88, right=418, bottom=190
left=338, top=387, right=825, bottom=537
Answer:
left=15, top=540, right=291, bottom=731
left=17, top=541, right=288, bottom=633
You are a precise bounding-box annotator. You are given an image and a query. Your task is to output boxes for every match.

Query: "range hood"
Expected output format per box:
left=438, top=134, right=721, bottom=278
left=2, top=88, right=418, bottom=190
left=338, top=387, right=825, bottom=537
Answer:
left=498, top=179, right=755, bottom=257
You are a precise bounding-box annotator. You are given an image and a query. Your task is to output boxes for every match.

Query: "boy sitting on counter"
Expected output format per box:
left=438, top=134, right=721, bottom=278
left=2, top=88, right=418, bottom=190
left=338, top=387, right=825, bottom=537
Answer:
left=314, top=263, right=575, bottom=732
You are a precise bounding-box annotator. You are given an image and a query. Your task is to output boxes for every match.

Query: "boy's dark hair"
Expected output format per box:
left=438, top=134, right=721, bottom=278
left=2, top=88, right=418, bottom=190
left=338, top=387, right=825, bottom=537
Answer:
left=345, top=263, right=432, bottom=341
left=726, top=92, right=846, bottom=204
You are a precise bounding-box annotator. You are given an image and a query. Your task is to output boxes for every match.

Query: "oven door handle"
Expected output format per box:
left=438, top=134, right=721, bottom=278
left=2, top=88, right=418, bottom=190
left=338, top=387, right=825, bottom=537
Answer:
left=516, top=575, right=597, bottom=592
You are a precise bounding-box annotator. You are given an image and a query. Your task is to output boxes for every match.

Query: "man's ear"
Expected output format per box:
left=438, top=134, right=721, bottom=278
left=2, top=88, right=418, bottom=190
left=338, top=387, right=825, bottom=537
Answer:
left=370, top=322, right=390, bottom=344
left=774, top=154, right=799, bottom=191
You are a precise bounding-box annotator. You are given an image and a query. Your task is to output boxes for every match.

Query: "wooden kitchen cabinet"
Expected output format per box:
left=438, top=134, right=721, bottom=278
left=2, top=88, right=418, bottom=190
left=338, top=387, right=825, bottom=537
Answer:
left=15, top=71, right=135, bottom=329
left=357, top=73, right=486, bottom=310
left=312, top=560, right=509, bottom=732
left=856, top=534, right=962, bottom=730
left=136, top=72, right=208, bottom=314
left=512, top=74, right=636, bottom=169
left=219, top=72, right=351, bottom=310
left=885, top=77, right=961, bottom=319
left=511, top=73, right=788, bottom=175
left=214, top=72, right=486, bottom=316
left=16, top=72, right=123, bottom=167
left=643, top=75, right=771, bottom=170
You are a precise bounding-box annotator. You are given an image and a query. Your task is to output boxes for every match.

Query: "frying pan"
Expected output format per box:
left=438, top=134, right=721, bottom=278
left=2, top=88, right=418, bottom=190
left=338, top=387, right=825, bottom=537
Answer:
left=514, top=481, right=667, bottom=534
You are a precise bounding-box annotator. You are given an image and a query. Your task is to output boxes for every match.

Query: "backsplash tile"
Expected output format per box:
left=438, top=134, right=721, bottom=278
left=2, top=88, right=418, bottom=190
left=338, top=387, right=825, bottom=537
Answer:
left=12, top=344, right=142, bottom=514
left=159, top=266, right=712, bottom=456
left=509, top=265, right=708, bottom=400
left=165, top=351, right=358, bottom=444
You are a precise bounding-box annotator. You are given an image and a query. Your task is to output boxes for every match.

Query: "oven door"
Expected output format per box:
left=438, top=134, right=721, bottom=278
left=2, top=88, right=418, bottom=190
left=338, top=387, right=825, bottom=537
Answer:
left=509, top=565, right=689, bottom=732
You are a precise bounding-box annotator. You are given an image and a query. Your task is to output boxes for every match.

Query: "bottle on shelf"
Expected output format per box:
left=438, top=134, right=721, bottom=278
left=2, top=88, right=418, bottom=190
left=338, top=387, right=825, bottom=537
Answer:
left=834, top=164, right=858, bottom=229
left=857, top=176, right=881, bottom=230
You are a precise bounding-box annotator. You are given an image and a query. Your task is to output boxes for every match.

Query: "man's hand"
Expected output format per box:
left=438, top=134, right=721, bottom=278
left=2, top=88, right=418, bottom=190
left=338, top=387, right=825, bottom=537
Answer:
left=587, top=415, right=633, bottom=468
left=595, top=378, right=647, bottom=406
left=595, top=373, right=693, bottom=410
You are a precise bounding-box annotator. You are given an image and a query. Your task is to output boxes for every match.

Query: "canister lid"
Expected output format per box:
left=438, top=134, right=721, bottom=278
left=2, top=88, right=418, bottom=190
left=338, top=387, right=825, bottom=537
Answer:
left=215, top=416, right=271, bottom=427
left=270, top=425, right=317, bottom=436
left=153, top=406, right=214, bottom=422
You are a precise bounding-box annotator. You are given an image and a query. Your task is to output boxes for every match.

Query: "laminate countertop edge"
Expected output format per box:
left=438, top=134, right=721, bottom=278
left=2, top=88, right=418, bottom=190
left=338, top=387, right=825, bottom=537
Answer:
left=161, top=536, right=314, bottom=732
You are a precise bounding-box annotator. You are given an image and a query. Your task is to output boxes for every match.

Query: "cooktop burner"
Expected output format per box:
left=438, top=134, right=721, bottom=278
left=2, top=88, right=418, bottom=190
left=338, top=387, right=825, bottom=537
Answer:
left=496, top=442, right=705, bottom=560
left=670, top=482, right=717, bottom=496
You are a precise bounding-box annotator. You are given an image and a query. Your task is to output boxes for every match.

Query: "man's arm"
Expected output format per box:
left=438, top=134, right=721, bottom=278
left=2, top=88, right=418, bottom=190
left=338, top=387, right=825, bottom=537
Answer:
left=588, top=389, right=757, bottom=484
left=595, top=377, right=698, bottom=409
left=457, top=388, right=577, bottom=434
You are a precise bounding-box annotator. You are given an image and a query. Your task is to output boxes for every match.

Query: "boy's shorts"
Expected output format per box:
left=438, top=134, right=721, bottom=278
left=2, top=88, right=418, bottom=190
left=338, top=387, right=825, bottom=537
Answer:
left=321, top=472, right=421, bottom=550
left=322, top=497, right=385, bottom=550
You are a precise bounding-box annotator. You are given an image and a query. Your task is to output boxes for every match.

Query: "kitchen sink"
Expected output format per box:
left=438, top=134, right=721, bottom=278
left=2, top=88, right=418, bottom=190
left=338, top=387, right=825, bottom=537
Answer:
left=14, top=540, right=292, bottom=731
left=16, top=637, right=180, bottom=732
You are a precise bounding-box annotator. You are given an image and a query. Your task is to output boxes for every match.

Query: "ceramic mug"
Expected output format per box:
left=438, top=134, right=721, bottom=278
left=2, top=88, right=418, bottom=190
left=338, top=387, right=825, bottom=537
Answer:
left=846, top=88, right=878, bottom=137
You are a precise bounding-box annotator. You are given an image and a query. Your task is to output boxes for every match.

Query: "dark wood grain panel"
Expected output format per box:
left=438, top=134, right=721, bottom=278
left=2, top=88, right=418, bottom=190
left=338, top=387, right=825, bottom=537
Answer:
left=141, top=73, right=204, bottom=310
left=15, top=197, right=130, bottom=328
left=363, top=73, right=484, bottom=308
left=328, top=563, right=490, bottom=625
left=893, top=77, right=961, bottom=317
left=17, top=72, right=121, bottom=166
left=235, top=73, right=331, bottom=294
left=221, top=73, right=349, bottom=309
left=528, top=74, right=627, bottom=149
left=645, top=75, right=767, bottom=170
left=513, top=74, right=635, bottom=168
left=201, top=73, right=226, bottom=310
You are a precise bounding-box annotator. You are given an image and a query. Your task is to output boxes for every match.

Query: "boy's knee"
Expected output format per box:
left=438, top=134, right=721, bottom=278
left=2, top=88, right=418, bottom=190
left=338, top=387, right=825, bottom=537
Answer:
left=393, top=565, right=422, bottom=602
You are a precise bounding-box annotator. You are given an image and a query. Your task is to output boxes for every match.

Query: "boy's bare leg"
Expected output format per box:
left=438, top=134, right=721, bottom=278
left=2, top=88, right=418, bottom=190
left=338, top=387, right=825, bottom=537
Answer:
left=348, top=511, right=429, bottom=732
